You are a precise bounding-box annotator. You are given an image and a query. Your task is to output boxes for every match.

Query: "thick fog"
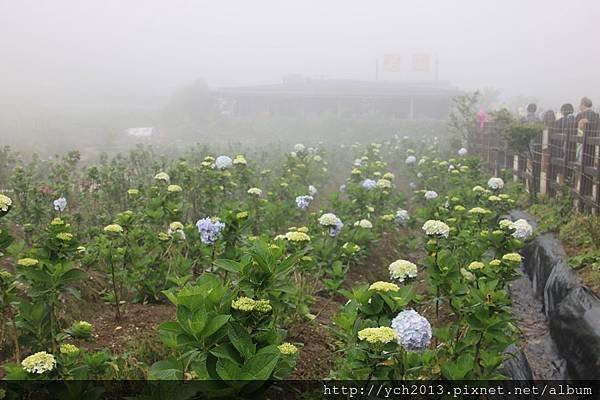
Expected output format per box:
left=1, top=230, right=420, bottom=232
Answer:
left=1, top=0, right=599, bottom=112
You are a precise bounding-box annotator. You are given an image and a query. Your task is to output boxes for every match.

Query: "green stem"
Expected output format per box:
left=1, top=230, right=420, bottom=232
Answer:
left=49, top=297, right=57, bottom=353
left=11, top=316, right=21, bottom=363
left=109, top=244, right=121, bottom=321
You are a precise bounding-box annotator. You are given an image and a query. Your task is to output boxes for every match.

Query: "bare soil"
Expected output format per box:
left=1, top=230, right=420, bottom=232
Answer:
left=74, top=302, right=175, bottom=353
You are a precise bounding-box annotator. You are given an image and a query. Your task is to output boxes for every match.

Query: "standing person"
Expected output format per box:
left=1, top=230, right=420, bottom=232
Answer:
left=477, top=109, right=489, bottom=129
left=523, top=103, right=540, bottom=123
left=576, top=97, right=598, bottom=127
left=542, top=110, right=555, bottom=126
left=575, top=97, right=599, bottom=162
left=558, top=103, right=575, bottom=125
left=555, top=104, right=577, bottom=179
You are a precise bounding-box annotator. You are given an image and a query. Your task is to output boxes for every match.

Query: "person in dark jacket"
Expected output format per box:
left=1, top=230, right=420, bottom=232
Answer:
left=542, top=110, right=556, bottom=126
left=523, top=103, right=540, bottom=123
left=555, top=103, right=576, bottom=162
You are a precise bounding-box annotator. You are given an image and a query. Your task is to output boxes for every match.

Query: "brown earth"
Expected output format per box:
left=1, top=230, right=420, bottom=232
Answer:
left=74, top=302, right=175, bottom=353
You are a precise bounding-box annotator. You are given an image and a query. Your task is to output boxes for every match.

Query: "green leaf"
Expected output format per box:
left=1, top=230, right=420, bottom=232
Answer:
left=241, top=345, right=280, bottom=380
left=228, top=323, right=255, bottom=361
left=177, top=306, right=207, bottom=337
left=59, top=268, right=87, bottom=284
left=442, top=353, right=474, bottom=380
left=213, top=259, right=242, bottom=273
left=215, top=358, right=243, bottom=381
left=201, top=314, right=230, bottom=338
left=158, top=321, right=182, bottom=348
left=162, top=289, right=178, bottom=305
left=148, top=359, right=184, bottom=380
left=210, top=343, right=243, bottom=364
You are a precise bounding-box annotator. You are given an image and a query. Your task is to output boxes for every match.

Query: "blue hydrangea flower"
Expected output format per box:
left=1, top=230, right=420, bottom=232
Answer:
left=395, top=209, right=410, bottom=226
left=295, top=195, right=313, bottom=210
left=361, top=179, right=377, bottom=190
left=328, top=219, right=344, bottom=237
left=391, top=309, right=432, bottom=351
left=196, top=217, right=225, bottom=245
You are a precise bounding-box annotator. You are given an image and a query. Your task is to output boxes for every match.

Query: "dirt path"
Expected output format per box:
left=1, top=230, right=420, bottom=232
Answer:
left=509, top=270, right=568, bottom=379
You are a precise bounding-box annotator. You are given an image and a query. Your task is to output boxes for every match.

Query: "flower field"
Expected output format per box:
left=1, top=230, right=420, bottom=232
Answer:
left=0, top=138, right=534, bottom=394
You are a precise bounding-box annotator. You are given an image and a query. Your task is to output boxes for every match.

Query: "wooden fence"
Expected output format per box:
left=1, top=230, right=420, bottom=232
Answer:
left=469, top=114, right=600, bottom=213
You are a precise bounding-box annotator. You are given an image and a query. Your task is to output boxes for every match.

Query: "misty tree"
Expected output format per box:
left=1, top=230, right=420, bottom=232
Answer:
left=492, top=108, right=544, bottom=199
left=162, top=79, right=218, bottom=125
left=447, top=91, right=479, bottom=148
left=476, top=87, right=501, bottom=110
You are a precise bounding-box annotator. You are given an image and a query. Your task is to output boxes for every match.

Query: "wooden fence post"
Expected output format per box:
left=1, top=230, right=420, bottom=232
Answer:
left=539, top=128, right=550, bottom=196
left=513, top=154, right=519, bottom=182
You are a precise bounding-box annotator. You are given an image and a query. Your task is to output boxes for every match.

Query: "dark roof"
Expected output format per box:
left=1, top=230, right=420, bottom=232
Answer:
left=215, top=79, right=461, bottom=98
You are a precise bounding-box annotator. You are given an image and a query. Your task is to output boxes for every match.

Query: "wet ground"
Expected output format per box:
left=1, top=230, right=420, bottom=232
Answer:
left=509, top=268, right=568, bottom=379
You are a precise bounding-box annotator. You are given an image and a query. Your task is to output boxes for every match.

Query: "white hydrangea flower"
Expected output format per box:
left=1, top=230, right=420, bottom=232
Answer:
left=215, top=155, right=233, bottom=170
left=391, top=310, right=432, bottom=351
left=319, top=213, right=341, bottom=227
left=308, top=185, right=318, bottom=196
left=409, top=182, right=418, bottom=190
left=21, top=351, right=56, bottom=374
left=389, top=260, right=417, bottom=282
left=458, top=147, right=468, bottom=156
left=293, top=143, right=305, bottom=152
left=0, top=194, right=13, bottom=212
left=154, top=172, right=170, bottom=182
left=405, top=155, right=417, bottom=165
left=353, top=158, right=362, bottom=167
left=376, top=179, right=392, bottom=189
left=511, top=218, right=533, bottom=240
left=167, top=221, right=186, bottom=240
left=487, top=177, right=504, bottom=190
left=53, top=197, right=67, bottom=212
left=424, top=190, right=438, bottom=200
left=247, top=187, right=262, bottom=196
left=233, top=155, right=247, bottom=165
left=354, top=219, right=373, bottom=229
left=422, top=220, right=450, bottom=238
left=319, top=213, right=343, bottom=236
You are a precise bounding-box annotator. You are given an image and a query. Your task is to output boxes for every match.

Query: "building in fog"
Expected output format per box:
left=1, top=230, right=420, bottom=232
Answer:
left=215, top=76, right=461, bottom=120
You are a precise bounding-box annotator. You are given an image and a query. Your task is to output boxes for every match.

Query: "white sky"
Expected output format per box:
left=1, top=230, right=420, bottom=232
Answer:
left=1, top=0, right=599, bottom=109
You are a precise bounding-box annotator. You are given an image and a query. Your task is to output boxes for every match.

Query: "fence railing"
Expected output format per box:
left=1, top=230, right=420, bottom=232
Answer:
left=469, top=116, right=600, bottom=213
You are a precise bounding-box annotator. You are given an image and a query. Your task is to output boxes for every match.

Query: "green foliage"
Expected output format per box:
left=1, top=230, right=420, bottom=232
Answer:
left=0, top=132, right=559, bottom=384
left=149, top=274, right=297, bottom=396
left=491, top=109, right=544, bottom=155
